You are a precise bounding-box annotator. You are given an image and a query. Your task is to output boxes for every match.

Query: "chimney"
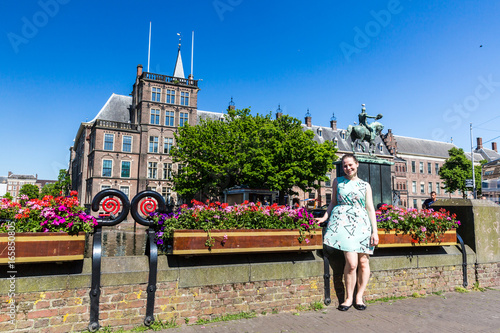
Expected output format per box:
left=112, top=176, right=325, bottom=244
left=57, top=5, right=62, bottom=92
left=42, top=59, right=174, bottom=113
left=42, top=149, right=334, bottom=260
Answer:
left=330, top=112, right=337, bottom=130
left=276, top=104, right=283, bottom=119
left=492, top=142, right=498, bottom=152
left=137, top=64, right=143, bottom=77
left=477, top=137, right=483, bottom=149
left=228, top=97, right=235, bottom=111
left=8, top=171, right=12, bottom=177
left=305, top=109, right=312, bottom=127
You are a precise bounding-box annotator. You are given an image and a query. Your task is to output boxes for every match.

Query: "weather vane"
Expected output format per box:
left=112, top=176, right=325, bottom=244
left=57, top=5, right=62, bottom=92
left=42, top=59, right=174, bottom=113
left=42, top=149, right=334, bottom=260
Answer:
left=177, top=32, right=182, bottom=50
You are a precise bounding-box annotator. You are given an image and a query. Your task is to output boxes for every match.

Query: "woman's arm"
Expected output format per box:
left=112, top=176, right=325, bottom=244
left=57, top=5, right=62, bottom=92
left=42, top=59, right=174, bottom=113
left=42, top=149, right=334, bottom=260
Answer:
left=365, top=184, right=379, bottom=246
left=315, top=178, right=338, bottom=224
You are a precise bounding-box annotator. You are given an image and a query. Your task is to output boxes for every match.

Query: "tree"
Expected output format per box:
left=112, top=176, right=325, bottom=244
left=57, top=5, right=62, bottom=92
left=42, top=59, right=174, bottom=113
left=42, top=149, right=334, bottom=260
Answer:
left=19, top=184, right=40, bottom=200
left=54, top=169, right=71, bottom=195
left=172, top=108, right=338, bottom=203
left=3, top=192, right=13, bottom=200
left=40, top=182, right=58, bottom=197
left=439, top=147, right=485, bottom=198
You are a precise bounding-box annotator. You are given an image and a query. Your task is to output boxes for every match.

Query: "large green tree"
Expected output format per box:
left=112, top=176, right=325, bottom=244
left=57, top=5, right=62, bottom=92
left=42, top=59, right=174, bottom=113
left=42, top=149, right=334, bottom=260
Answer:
left=172, top=108, right=338, bottom=203
left=19, top=184, right=40, bottom=200
left=439, top=147, right=485, bottom=198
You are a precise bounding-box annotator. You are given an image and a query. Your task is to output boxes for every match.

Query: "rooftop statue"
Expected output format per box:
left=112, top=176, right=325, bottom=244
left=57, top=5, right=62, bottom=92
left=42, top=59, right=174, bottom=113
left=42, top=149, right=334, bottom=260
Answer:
left=346, top=104, right=384, bottom=155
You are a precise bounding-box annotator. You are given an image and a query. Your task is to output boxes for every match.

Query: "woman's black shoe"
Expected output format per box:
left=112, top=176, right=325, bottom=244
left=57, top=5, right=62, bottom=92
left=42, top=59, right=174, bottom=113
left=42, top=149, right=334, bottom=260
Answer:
left=353, top=303, right=367, bottom=310
left=337, top=303, right=353, bottom=311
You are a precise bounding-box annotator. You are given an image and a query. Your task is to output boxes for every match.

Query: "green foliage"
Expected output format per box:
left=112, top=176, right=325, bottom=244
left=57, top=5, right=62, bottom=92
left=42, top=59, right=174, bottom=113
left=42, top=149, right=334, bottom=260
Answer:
left=172, top=108, right=338, bottom=203
left=55, top=169, right=71, bottom=195
left=439, top=148, right=484, bottom=198
left=40, top=182, right=58, bottom=197
left=309, top=301, right=324, bottom=311
left=195, top=311, right=256, bottom=325
left=454, top=286, right=469, bottom=293
left=3, top=192, right=13, bottom=200
left=19, top=184, right=40, bottom=200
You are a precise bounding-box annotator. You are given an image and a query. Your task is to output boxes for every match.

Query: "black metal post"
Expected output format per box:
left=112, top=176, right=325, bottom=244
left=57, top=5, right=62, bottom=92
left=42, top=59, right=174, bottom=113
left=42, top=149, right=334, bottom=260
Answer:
left=456, top=233, right=468, bottom=287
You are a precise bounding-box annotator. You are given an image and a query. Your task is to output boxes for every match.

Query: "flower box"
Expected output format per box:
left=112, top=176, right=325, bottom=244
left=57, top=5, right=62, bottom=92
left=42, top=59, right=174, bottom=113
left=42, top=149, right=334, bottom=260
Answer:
left=0, top=232, right=86, bottom=264
left=172, top=229, right=322, bottom=255
left=377, top=229, right=457, bottom=248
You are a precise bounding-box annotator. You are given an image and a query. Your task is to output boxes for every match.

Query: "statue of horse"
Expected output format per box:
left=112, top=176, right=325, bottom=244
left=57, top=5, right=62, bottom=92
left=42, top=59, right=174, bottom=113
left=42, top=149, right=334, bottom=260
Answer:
left=345, top=121, right=384, bottom=155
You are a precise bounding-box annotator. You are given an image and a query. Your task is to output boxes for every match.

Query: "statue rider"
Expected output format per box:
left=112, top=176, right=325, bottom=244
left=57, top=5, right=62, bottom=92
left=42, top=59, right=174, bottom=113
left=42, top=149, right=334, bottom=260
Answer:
left=358, top=104, right=382, bottom=140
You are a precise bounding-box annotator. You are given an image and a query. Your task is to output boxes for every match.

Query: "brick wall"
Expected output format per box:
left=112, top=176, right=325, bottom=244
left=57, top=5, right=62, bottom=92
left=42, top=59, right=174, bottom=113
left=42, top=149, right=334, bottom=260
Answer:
left=1, top=257, right=498, bottom=333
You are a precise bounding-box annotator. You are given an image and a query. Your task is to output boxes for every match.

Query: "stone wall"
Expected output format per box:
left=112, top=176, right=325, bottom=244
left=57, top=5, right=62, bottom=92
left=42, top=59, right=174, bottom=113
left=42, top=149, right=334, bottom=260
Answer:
left=2, top=245, right=499, bottom=333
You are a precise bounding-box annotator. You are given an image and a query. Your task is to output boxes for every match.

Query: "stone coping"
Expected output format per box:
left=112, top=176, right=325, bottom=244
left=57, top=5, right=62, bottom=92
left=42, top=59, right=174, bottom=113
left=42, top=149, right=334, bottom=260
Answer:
left=0, top=245, right=475, bottom=294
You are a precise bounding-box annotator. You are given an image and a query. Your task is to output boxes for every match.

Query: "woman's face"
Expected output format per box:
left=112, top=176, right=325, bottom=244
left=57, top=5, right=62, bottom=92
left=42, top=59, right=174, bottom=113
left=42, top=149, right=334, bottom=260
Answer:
left=343, top=157, right=359, bottom=178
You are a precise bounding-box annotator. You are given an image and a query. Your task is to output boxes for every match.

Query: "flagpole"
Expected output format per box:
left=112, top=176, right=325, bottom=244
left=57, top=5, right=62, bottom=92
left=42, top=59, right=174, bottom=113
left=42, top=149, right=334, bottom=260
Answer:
left=147, top=22, right=151, bottom=72
left=191, top=31, right=194, bottom=77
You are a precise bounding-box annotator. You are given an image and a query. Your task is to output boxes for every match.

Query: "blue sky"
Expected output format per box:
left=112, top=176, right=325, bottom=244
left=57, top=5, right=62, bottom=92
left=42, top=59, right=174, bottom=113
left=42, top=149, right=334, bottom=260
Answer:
left=1, top=0, right=500, bottom=180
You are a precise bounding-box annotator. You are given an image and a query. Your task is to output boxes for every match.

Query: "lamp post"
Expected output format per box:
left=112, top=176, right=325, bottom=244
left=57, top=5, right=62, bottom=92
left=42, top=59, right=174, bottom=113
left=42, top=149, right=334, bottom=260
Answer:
left=470, top=123, right=477, bottom=199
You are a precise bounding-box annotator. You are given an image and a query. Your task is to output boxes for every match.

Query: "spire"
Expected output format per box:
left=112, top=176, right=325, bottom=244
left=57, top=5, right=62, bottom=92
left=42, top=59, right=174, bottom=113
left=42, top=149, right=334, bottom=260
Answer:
left=173, top=33, right=185, bottom=78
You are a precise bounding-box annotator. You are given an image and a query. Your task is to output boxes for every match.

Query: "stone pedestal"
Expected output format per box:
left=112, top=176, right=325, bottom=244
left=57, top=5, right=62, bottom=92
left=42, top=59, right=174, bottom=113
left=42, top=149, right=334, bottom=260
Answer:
left=335, top=155, right=393, bottom=208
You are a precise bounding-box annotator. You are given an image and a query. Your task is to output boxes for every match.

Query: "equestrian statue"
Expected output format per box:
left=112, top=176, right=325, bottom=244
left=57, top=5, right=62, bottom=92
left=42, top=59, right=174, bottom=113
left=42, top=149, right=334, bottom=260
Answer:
left=346, top=104, right=384, bottom=155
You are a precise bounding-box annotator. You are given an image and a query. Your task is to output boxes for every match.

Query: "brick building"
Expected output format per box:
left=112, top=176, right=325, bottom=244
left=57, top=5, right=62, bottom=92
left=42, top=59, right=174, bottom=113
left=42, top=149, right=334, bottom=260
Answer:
left=70, top=45, right=199, bottom=207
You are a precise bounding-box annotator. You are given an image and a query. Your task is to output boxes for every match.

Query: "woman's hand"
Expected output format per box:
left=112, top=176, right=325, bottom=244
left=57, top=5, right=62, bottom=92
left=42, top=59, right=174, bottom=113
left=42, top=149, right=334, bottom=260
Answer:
left=370, top=231, right=379, bottom=246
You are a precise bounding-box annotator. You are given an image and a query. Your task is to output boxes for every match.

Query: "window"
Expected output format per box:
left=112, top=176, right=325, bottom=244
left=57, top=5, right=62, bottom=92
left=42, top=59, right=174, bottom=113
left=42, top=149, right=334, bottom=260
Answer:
left=325, top=174, right=331, bottom=187
left=428, top=162, right=432, bottom=174
left=428, top=182, right=432, bottom=193
left=122, top=135, right=132, bottom=152
left=318, top=129, right=322, bottom=137
left=121, top=161, right=131, bottom=178
left=180, top=92, right=189, bottom=106
left=104, top=134, right=114, bottom=151
left=412, top=181, right=416, bottom=193
left=146, top=186, right=156, bottom=192
left=413, top=199, right=418, bottom=209
left=120, top=186, right=130, bottom=198
left=435, top=163, right=439, bottom=175
left=411, top=161, right=416, bottom=173
left=326, top=193, right=332, bottom=206
left=179, top=112, right=188, bottom=127
left=102, top=160, right=112, bottom=177
left=309, top=192, right=315, bottom=199
left=436, top=182, right=440, bottom=194
left=164, top=137, right=174, bottom=154
left=148, top=162, right=157, bottom=179
left=101, top=185, right=111, bottom=190
left=419, top=162, right=424, bottom=173
left=151, top=87, right=161, bottom=102
left=162, top=187, right=172, bottom=204
left=341, top=131, right=345, bottom=140
left=420, top=183, right=425, bottom=194
left=150, top=109, right=160, bottom=125
left=166, top=89, right=175, bottom=104
left=149, top=136, right=158, bottom=153
left=163, top=163, right=172, bottom=180
left=165, top=111, right=174, bottom=126
left=178, top=164, right=184, bottom=174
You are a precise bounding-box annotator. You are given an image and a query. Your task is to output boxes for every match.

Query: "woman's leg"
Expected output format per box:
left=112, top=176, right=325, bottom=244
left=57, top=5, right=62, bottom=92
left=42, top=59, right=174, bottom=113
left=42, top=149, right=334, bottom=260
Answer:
left=342, top=251, right=358, bottom=306
left=355, top=253, right=370, bottom=305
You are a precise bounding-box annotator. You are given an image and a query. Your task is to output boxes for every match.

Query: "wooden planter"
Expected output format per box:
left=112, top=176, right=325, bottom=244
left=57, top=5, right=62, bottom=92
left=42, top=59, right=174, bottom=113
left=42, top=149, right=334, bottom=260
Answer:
left=172, top=229, right=322, bottom=255
left=0, top=232, right=86, bottom=264
left=377, top=229, right=457, bottom=248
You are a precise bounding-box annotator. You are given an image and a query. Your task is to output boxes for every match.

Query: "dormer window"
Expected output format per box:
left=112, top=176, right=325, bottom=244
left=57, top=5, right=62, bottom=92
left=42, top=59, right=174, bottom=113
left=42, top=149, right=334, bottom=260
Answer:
left=341, top=131, right=345, bottom=140
left=318, top=128, right=322, bottom=137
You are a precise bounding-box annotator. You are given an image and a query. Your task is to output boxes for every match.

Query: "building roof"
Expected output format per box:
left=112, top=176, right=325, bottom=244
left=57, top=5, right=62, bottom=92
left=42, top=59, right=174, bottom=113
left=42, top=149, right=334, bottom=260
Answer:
left=8, top=174, right=36, bottom=180
left=173, top=48, right=185, bottom=79
left=89, top=93, right=132, bottom=123
left=474, top=148, right=500, bottom=162
left=464, top=152, right=486, bottom=163
left=393, top=135, right=456, bottom=158
left=197, top=110, right=227, bottom=123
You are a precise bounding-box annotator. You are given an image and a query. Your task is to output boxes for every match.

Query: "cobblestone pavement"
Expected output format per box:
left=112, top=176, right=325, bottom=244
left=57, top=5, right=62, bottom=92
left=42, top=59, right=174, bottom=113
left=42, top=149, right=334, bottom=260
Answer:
left=161, top=287, right=500, bottom=333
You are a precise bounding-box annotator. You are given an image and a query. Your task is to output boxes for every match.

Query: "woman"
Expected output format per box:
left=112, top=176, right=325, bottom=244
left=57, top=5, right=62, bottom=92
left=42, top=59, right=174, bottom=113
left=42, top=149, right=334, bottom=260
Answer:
left=316, top=154, right=379, bottom=311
